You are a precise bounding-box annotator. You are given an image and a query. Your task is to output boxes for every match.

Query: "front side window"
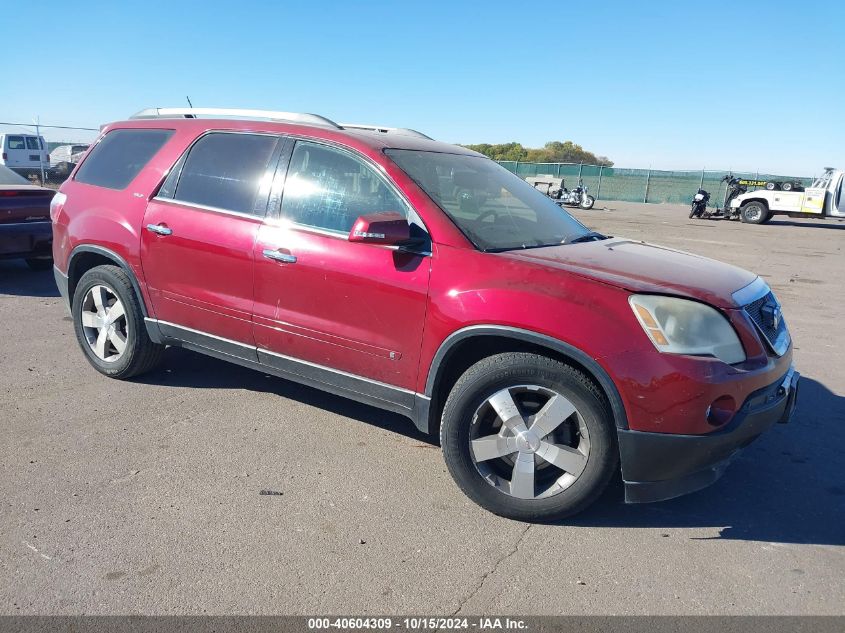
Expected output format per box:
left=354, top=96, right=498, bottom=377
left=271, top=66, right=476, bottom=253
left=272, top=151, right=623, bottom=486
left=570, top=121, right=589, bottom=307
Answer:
left=386, top=150, right=590, bottom=251
left=173, top=133, right=279, bottom=215
left=281, top=141, right=410, bottom=233
left=75, top=128, right=174, bottom=190
left=6, top=136, right=25, bottom=150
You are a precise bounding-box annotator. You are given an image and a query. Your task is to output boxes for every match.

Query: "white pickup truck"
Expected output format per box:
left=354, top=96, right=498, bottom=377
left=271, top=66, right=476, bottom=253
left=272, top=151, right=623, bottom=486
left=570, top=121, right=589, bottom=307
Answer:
left=730, top=167, right=845, bottom=224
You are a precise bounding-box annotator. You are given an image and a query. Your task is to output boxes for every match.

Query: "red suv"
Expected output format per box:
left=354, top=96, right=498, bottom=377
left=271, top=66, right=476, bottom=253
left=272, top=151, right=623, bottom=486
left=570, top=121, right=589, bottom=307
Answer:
left=51, top=108, right=799, bottom=520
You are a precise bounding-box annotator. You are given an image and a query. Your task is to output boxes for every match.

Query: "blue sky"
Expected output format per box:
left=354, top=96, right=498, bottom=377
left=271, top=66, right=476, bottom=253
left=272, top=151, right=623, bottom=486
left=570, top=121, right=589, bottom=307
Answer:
left=1, top=0, right=842, bottom=175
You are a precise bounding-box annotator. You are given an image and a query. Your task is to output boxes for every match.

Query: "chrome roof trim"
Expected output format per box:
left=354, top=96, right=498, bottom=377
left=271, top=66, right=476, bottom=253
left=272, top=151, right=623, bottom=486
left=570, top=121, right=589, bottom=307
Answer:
left=130, top=107, right=341, bottom=129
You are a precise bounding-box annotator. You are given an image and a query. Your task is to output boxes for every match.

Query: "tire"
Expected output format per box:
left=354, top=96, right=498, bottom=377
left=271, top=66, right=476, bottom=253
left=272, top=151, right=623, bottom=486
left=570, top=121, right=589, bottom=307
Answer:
left=71, top=264, right=165, bottom=379
left=740, top=201, right=768, bottom=224
left=782, top=182, right=793, bottom=192
left=580, top=195, right=596, bottom=210
left=765, top=182, right=776, bottom=190
left=762, top=212, right=774, bottom=224
left=440, top=352, right=618, bottom=522
left=25, top=257, right=53, bottom=271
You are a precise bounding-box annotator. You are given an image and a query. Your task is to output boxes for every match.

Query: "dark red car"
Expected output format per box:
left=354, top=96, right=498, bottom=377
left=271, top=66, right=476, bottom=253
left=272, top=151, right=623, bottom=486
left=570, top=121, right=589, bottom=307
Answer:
left=0, top=165, right=55, bottom=270
left=51, top=108, right=798, bottom=520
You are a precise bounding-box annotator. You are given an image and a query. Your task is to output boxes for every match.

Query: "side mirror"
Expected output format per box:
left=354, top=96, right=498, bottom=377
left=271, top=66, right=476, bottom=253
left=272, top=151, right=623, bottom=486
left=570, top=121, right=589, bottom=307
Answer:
left=348, top=211, right=411, bottom=246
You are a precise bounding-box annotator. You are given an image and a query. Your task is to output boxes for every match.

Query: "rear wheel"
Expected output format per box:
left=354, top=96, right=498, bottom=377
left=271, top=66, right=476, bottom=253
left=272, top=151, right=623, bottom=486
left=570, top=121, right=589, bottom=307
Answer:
left=440, top=352, right=617, bottom=521
left=765, top=182, right=776, bottom=190
left=740, top=201, right=768, bottom=224
left=782, top=182, right=793, bottom=192
left=71, top=265, right=165, bottom=379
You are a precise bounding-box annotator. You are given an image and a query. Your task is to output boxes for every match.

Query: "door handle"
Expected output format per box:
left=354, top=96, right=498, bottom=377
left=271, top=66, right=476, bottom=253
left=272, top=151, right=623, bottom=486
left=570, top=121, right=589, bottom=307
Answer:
left=146, top=223, right=173, bottom=236
left=262, top=249, right=297, bottom=263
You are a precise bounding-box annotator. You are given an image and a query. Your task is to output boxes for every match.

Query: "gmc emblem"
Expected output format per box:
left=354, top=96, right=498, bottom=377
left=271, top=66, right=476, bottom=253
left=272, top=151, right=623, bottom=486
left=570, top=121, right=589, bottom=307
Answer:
left=762, top=302, right=782, bottom=330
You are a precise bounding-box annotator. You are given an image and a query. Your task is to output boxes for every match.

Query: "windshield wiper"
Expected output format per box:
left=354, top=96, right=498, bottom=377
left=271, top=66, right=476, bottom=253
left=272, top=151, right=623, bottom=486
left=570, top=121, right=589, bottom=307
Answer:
left=564, top=231, right=608, bottom=244
left=483, top=242, right=562, bottom=253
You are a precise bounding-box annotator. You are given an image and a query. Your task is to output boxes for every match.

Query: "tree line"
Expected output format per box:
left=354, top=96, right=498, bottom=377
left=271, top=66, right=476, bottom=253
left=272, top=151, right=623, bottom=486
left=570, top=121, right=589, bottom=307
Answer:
left=460, top=141, right=613, bottom=166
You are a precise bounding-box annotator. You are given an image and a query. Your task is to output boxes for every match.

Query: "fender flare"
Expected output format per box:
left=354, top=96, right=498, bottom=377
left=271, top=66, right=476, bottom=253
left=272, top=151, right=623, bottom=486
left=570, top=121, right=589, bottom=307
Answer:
left=738, top=197, right=770, bottom=210
left=67, top=244, right=151, bottom=318
left=424, top=325, right=629, bottom=430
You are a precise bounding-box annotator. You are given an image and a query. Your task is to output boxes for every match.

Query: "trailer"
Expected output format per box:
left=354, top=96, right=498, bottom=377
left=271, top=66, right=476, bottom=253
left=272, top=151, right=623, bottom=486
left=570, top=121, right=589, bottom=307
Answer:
left=729, top=167, right=845, bottom=224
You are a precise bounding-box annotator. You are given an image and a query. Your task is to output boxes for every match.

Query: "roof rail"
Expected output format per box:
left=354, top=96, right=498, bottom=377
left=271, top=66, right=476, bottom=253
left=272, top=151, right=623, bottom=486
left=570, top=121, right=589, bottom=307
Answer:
left=339, top=123, right=432, bottom=140
left=130, top=107, right=341, bottom=129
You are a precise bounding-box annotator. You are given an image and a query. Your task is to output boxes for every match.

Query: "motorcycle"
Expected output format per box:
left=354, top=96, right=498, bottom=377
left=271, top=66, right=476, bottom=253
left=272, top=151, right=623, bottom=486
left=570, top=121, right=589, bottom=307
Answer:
left=689, top=188, right=710, bottom=218
left=555, top=178, right=596, bottom=210
left=688, top=175, right=746, bottom=220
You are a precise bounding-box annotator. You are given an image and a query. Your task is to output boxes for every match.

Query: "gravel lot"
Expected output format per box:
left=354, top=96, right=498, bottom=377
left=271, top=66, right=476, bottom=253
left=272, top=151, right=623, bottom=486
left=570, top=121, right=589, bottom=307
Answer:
left=1, top=201, right=843, bottom=615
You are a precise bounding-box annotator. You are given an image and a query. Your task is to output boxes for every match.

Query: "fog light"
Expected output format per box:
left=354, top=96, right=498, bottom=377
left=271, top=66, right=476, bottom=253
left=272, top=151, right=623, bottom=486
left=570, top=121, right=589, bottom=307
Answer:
left=706, top=395, right=736, bottom=427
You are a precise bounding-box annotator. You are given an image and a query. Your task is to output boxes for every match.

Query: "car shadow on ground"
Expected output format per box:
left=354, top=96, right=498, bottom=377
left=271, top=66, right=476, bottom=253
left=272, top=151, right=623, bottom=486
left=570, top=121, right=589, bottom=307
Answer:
left=767, top=219, right=845, bottom=230
left=569, top=376, right=845, bottom=547
left=137, top=350, right=844, bottom=546
left=0, top=260, right=59, bottom=297
left=136, top=347, right=435, bottom=445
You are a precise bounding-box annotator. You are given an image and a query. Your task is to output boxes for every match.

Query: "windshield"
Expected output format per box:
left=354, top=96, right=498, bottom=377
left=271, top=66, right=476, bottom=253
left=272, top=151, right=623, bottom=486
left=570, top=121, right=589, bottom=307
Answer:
left=386, top=150, right=591, bottom=251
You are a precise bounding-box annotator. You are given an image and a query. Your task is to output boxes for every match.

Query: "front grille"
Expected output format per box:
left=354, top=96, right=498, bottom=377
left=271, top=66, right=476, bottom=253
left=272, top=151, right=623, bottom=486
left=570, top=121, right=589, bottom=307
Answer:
left=744, top=292, right=790, bottom=356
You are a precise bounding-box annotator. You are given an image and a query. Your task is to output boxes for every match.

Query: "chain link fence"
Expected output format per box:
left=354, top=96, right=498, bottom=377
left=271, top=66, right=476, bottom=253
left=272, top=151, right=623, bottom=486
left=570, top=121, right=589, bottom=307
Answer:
left=0, top=121, right=98, bottom=188
left=2, top=119, right=815, bottom=205
left=498, top=161, right=815, bottom=207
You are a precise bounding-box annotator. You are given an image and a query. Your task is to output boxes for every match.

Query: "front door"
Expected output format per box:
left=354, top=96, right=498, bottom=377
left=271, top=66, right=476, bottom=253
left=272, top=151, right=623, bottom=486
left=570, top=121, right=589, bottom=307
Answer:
left=141, top=131, right=281, bottom=346
left=252, top=140, right=430, bottom=395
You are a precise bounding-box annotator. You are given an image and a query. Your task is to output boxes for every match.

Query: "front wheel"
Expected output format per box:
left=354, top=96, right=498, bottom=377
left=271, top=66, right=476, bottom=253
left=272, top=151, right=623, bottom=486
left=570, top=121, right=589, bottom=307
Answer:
left=689, top=205, right=700, bottom=218
left=440, top=353, right=618, bottom=522
left=71, top=265, right=165, bottom=379
left=740, top=201, right=768, bottom=224
left=580, top=195, right=596, bottom=210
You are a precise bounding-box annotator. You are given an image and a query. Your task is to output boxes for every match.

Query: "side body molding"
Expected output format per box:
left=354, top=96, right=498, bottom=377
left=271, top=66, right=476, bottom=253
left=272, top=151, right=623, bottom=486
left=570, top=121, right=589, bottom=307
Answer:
left=422, top=325, right=629, bottom=432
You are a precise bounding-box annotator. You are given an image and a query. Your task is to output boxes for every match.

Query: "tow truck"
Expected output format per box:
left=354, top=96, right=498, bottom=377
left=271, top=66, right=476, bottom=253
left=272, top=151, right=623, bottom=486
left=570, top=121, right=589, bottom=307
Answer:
left=730, top=167, right=845, bottom=224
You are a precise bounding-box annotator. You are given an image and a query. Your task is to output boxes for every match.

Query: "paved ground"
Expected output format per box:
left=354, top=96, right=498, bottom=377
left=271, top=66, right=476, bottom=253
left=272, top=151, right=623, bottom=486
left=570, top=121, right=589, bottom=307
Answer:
left=2, top=202, right=843, bottom=615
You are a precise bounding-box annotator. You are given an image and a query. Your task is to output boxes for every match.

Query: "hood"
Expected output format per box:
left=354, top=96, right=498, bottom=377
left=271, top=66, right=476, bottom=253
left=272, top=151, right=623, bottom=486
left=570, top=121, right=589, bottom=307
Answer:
left=501, top=238, right=757, bottom=308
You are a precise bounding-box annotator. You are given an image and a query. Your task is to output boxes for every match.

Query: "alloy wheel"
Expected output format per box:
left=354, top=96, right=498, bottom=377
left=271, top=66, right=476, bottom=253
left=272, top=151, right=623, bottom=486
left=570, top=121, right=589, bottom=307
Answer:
left=80, top=285, right=129, bottom=362
left=745, top=205, right=762, bottom=221
left=469, top=385, right=590, bottom=500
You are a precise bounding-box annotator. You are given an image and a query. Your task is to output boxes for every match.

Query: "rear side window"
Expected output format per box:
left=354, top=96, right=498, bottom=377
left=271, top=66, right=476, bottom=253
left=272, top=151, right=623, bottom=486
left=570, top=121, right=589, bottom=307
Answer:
left=6, top=136, right=25, bottom=150
left=172, top=133, right=279, bottom=215
left=75, top=129, right=173, bottom=190
left=25, top=137, right=42, bottom=150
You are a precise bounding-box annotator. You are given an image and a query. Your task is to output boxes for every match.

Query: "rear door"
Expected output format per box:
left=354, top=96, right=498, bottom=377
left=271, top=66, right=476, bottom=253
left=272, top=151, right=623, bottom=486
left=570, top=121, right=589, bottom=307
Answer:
left=3, top=135, right=27, bottom=169
left=141, top=131, right=282, bottom=348
left=252, top=139, right=431, bottom=394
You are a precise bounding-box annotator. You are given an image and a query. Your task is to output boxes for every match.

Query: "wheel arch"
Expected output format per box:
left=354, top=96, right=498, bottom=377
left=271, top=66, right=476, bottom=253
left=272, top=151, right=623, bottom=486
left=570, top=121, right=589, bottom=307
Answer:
left=67, top=245, right=150, bottom=318
left=740, top=197, right=770, bottom=211
left=420, top=326, right=629, bottom=436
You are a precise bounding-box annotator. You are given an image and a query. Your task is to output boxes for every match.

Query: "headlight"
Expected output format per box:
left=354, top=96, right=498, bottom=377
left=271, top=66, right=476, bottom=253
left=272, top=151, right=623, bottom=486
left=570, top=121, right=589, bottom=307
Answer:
left=629, top=295, right=746, bottom=364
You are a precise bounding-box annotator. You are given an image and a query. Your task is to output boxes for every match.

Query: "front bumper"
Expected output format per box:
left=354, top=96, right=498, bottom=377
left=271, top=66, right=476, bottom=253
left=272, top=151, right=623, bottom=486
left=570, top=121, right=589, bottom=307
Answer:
left=0, top=221, right=52, bottom=259
left=618, top=366, right=799, bottom=503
